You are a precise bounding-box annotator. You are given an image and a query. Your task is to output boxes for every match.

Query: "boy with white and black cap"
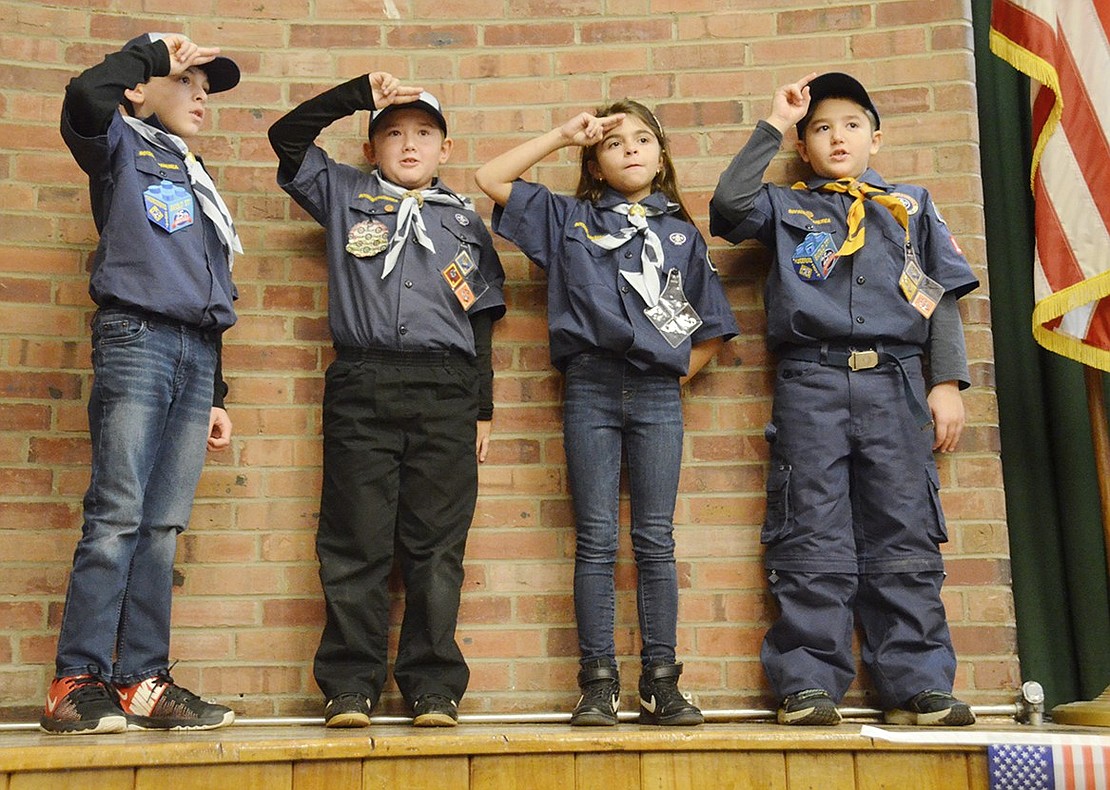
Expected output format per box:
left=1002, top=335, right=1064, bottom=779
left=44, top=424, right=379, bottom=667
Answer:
left=269, top=76, right=506, bottom=728
left=43, top=32, right=241, bottom=734
left=710, top=73, right=979, bottom=727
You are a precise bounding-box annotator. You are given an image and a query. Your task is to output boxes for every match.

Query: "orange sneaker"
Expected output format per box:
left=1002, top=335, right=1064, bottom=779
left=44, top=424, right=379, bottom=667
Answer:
left=40, top=674, right=127, bottom=735
left=116, top=673, right=234, bottom=731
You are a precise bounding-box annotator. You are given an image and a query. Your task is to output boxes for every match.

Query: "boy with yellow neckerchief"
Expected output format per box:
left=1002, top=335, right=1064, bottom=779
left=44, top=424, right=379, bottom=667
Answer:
left=710, top=73, right=978, bottom=727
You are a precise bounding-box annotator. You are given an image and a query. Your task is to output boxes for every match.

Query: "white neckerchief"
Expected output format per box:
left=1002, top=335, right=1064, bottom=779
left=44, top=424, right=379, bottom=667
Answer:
left=121, top=114, right=242, bottom=270
left=374, top=173, right=469, bottom=279
left=587, top=201, right=676, bottom=306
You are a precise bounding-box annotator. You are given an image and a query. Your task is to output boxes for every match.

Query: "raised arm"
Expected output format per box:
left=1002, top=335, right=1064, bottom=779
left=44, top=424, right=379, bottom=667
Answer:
left=474, top=112, right=625, bottom=206
left=268, top=73, right=422, bottom=182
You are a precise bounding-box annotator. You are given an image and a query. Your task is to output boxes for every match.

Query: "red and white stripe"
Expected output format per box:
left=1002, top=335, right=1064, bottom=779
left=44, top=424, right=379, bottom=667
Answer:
left=1053, top=743, right=1110, bottom=789
left=991, top=0, right=1110, bottom=370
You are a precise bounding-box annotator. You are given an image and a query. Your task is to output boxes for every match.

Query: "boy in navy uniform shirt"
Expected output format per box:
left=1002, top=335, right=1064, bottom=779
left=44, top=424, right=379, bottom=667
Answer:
left=269, top=75, right=506, bottom=728
left=43, top=33, right=239, bottom=734
left=710, top=73, right=978, bottom=726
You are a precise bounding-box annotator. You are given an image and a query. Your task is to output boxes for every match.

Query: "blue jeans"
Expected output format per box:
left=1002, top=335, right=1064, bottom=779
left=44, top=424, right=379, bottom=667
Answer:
left=54, top=308, right=217, bottom=684
left=562, top=353, right=684, bottom=667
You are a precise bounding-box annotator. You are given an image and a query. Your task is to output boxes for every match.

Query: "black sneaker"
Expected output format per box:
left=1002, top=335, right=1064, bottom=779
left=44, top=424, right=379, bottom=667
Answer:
left=324, top=693, right=372, bottom=728
left=777, top=689, right=842, bottom=726
left=884, top=690, right=976, bottom=726
left=638, top=661, right=703, bottom=726
left=40, top=673, right=127, bottom=735
left=570, top=661, right=620, bottom=726
left=116, top=673, right=234, bottom=731
left=412, top=694, right=459, bottom=727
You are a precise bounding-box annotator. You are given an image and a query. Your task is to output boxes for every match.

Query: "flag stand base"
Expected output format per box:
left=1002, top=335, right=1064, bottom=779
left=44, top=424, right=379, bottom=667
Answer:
left=1051, top=685, right=1110, bottom=727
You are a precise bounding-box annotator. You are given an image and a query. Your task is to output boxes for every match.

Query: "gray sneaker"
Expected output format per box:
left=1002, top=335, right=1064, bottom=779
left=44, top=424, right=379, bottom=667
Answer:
left=777, top=689, right=842, bottom=726
left=324, top=693, right=371, bottom=728
left=884, top=690, right=975, bottom=726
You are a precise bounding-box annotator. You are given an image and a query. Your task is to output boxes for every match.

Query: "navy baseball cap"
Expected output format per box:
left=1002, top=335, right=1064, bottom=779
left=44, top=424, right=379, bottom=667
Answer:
left=797, top=72, right=880, bottom=135
left=368, top=91, right=448, bottom=139
left=122, top=33, right=240, bottom=94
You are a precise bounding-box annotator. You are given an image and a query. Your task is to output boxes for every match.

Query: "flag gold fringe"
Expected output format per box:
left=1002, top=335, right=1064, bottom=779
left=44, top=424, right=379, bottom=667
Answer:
left=1032, top=269, right=1110, bottom=372
left=988, top=27, right=1062, bottom=192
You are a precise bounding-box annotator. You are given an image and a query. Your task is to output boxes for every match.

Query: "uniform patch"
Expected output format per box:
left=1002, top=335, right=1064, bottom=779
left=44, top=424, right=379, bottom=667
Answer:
left=898, top=250, right=945, bottom=319
left=668, top=232, right=687, bottom=245
left=643, top=268, right=703, bottom=348
left=442, top=246, right=488, bottom=311
left=791, top=232, right=839, bottom=281
left=144, top=179, right=194, bottom=233
left=455, top=212, right=470, bottom=226
left=346, top=219, right=390, bottom=258
left=890, top=192, right=920, bottom=215
left=442, top=261, right=464, bottom=288
left=454, top=248, right=476, bottom=274
left=454, top=281, right=476, bottom=309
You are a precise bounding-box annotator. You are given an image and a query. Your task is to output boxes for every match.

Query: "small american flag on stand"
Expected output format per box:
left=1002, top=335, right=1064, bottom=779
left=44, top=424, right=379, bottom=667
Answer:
left=988, top=743, right=1110, bottom=789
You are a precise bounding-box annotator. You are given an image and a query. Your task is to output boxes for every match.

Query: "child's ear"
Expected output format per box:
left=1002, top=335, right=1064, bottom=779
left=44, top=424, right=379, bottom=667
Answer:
left=795, top=138, right=811, bottom=164
left=869, top=129, right=883, bottom=156
left=438, top=136, right=454, bottom=165
left=363, top=141, right=376, bottom=165
left=123, top=84, right=146, bottom=114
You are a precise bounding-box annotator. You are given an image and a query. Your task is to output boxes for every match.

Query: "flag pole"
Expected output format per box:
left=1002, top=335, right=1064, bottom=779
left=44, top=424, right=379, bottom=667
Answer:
left=1050, top=365, right=1110, bottom=726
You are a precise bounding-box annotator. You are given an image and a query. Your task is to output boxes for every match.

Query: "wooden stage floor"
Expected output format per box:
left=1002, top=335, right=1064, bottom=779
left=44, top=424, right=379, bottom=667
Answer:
left=1, top=717, right=1106, bottom=789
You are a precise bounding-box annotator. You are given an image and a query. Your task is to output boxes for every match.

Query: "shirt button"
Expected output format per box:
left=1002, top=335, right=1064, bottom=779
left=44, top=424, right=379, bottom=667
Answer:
left=856, top=276, right=866, bottom=284
left=624, top=251, right=633, bottom=258
left=399, top=325, right=408, bottom=335
left=856, top=316, right=865, bottom=324
left=404, top=280, right=413, bottom=288
left=620, top=286, right=630, bottom=294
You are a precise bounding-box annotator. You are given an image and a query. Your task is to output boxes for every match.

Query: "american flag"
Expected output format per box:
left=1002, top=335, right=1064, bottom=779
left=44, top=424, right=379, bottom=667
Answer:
left=989, top=0, right=1110, bottom=371
left=989, top=743, right=1110, bottom=789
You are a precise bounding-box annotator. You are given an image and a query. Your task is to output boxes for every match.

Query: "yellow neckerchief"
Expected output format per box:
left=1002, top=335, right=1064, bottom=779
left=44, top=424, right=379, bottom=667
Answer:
left=793, top=178, right=909, bottom=256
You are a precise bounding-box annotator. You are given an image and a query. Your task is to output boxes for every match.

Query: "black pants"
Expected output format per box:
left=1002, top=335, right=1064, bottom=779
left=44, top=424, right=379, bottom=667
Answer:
left=314, top=347, right=477, bottom=707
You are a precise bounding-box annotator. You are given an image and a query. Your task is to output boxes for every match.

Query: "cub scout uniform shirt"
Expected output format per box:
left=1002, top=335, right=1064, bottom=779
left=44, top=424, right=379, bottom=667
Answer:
left=494, top=180, right=737, bottom=377
left=279, top=146, right=506, bottom=353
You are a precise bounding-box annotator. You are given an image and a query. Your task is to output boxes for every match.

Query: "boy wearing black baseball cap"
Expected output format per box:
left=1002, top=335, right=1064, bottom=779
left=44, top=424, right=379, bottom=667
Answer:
left=43, top=32, right=241, bottom=734
left=710, top=73, right=979, bottom=727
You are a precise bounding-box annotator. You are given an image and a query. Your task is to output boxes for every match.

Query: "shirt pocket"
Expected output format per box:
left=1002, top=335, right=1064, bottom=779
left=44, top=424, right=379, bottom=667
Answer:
left=133, top=152, right=188, bottom=186
left=563, top=225, right=619, bottom=286
left=778, top=210, right=836, bottom=247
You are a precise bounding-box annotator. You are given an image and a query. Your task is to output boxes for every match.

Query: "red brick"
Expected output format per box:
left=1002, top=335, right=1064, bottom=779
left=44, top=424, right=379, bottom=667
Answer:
left=0, top=2, right=1013, bottom=720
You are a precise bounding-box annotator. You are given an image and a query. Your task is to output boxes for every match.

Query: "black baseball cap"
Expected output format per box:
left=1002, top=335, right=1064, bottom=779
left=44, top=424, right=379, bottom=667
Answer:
left=797, top=72, right=880, bottom=135
left=122, top=33, right=240, bottom=94
left=368, top=91, right=448, bottom=139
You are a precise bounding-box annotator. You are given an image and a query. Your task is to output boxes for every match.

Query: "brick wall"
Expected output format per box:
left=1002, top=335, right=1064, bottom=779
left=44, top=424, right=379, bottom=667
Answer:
left=0, top=0, right=1016, bottom=720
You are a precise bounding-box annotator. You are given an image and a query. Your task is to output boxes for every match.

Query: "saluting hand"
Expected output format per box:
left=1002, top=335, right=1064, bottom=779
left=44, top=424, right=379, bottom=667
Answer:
left=766, top=72, right=819, bottom=134
left=368, top=72, right=425, bottom=110
left=161, top=34, right=222, bottom=78
left=559, top=112, right=626, bottom=147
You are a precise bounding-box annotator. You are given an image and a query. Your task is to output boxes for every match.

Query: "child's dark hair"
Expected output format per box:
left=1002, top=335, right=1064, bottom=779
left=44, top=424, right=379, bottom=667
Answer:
left=574, top=99, right=693, bottom=224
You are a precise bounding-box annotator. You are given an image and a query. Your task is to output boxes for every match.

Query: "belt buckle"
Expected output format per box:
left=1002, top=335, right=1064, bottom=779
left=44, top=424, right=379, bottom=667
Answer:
left=847, top=349, right=879, bottom=371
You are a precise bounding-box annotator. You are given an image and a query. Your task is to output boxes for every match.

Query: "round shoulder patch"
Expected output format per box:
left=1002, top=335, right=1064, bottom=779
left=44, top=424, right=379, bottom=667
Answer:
left=889, top=192, right=920, bottom=215
left=455, top=213, right=470, bottom=226
left=668, top=232, right=687, bottom=245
